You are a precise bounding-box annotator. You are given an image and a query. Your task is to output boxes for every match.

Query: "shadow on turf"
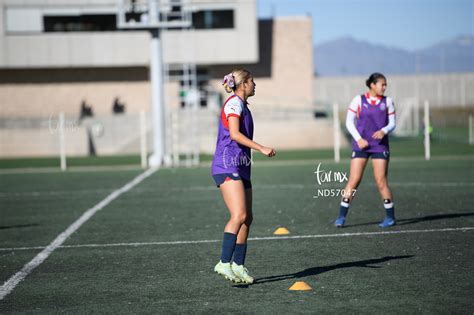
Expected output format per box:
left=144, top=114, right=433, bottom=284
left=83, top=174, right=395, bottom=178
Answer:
left=343, top=212, right=474, bottom=228
left=0, top=223, right=39, bottom=230
left=237, top=255, right=414, bottom=287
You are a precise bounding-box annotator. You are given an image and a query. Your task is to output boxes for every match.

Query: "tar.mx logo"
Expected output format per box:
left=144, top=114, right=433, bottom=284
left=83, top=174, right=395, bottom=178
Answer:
left=313, top=162, right=356, bottom=199
left=48, top=114, right=78, bottom=135
left=314, top=162, right=348, bottom=184
left=222, top=147, right=253, bottom=168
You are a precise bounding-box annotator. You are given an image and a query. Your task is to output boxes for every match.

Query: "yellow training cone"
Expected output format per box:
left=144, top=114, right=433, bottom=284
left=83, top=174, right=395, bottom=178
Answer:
left=289, top=281, right=312, bottom=291
left=273, top=227, right=290, bottom=235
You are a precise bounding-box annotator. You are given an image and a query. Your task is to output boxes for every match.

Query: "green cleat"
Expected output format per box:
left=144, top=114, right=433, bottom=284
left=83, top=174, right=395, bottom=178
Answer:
left=214, top=261, right=241, bottom=283
left=231, top=263, right=254, bottom=284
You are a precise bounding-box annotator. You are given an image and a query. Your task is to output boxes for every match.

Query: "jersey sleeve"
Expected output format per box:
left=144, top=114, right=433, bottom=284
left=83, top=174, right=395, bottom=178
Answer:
left=387, top=97, right=395, bottom=115
left=381, top=97, right=396, bottom=134
left=224, top=97, right=243, bottom=119
left=346, top=110, right=362, bottom=141
left=348, top=95, right=361, bottom=116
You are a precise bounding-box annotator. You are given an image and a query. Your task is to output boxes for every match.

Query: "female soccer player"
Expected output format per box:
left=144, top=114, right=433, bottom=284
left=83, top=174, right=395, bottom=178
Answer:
left=335, top=73, right=397, bottom=228
left=212, top=69, right=276, bottom=284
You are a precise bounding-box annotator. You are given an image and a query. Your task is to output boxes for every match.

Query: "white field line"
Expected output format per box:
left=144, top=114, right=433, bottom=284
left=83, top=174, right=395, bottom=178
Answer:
left=1, top=154, right=472, bottom=175
left=0, top=167, right=158, bottom=301
left=0, top=165, right=142, bottom=175
left=236, top=154, right=474, bottom=166
left=1, top=181, right=473, bottom=197
left=200, top=154, right=474, bottom=168
left=1, top=226, right=473, bottom=252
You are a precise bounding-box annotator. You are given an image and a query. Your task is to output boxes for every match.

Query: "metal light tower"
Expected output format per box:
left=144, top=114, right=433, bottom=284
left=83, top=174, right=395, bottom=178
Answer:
left=117, top=0, right=191, bottom=167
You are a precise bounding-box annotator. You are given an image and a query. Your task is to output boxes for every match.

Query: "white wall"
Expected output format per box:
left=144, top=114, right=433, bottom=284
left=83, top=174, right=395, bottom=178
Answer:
left=314, top=72, right=474, bottom=108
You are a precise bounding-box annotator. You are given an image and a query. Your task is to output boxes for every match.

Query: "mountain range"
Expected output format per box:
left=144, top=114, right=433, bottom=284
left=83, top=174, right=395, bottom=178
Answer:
left=314, top=35, right=474, bottom=76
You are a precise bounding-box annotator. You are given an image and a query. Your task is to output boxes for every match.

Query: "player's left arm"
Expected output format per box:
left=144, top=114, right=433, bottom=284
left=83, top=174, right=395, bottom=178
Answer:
left=373, top=98, right=396, bottom=139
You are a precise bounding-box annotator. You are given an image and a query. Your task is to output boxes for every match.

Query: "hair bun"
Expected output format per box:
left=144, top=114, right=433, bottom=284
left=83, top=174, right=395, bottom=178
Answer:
left=222, top=73, right=235, bottom=88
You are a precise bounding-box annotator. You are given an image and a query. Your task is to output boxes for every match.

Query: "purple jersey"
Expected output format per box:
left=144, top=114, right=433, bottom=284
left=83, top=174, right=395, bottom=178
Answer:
left=211, top=95, right=254, bottom=180
left=351, top=94, right=390, bottom=153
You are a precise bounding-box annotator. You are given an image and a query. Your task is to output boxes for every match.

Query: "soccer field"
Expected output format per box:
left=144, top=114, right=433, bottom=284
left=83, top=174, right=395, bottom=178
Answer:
left=1, top=155, right=473, bottom=313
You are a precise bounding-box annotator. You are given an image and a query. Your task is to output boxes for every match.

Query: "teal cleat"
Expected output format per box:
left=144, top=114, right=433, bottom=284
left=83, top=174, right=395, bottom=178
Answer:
left=231, top=263, right=254, bottom=284
left=214, top=261, right=241, bottom=283
left=335, top=216, right=346, bottom=228
left=379, top=217, right=396, bottom=228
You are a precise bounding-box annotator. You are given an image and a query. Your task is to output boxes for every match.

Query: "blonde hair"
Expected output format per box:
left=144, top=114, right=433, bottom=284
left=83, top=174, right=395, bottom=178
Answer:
left=223, top=69, right=252, bottom=93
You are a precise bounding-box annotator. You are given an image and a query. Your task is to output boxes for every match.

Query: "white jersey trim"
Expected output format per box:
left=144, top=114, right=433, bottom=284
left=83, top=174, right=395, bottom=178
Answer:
left=224, top=96, right=243, bottom=119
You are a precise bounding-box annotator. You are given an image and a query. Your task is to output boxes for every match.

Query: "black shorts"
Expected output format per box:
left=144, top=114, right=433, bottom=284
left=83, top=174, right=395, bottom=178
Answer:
left=212, top=173, right=252, bottom=189
left=352, top=150, right=390, bottom=160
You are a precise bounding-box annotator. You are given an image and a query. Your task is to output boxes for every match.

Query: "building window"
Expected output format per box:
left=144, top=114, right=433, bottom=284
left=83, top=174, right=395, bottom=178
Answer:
left=43, top=15, right=117, bottom=32
left=42, top=10, right=234, bottom=32
left=192, top=10, right=234, bottom=29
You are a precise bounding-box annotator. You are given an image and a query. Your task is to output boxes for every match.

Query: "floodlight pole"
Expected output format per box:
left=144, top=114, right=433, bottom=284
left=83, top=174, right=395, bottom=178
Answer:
left=148, top=28, right=166, bottom=167
left=147, top=0, right=166, bottom=167
left=117, top=0, right=190, bottom=167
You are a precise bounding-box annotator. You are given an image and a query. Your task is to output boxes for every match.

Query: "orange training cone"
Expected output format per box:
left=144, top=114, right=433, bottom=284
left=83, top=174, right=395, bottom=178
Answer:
left=289, top=281, right=312, bottom=291
left=273, top=227, right=290, bottom=235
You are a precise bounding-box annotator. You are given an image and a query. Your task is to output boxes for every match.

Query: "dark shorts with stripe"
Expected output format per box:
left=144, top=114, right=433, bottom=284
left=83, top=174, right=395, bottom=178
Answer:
left=212, top=173, right=252, bottom=189
left=352, top=150, right=390, bottom=160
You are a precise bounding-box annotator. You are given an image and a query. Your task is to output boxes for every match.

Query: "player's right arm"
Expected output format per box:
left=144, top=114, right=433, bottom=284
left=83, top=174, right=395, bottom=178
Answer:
left=228, top=117, right=275, bottom=157
left=223, top=98, right=275, bottom=157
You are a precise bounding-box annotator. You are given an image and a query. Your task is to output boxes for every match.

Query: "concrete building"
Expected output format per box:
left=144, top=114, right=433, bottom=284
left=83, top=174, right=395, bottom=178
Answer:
left=0, top=0, right=334, bottom=158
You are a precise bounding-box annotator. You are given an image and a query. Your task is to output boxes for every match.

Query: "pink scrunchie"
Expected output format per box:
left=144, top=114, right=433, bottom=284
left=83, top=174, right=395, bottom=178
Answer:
left=222, top=73, right=235, bottom=88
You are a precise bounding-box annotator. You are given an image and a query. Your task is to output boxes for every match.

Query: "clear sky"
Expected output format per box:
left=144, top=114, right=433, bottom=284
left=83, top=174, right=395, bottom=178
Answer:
left=257, top=0, right=473, bottom=51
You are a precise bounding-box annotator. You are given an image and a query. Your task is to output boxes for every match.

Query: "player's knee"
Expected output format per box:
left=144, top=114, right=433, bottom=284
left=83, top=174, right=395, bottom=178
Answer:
left=375, top=177, right=387, bottom=189
left=231, top=211, right=248, bottom=225
left=348, top=178, right=361, bottom=188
